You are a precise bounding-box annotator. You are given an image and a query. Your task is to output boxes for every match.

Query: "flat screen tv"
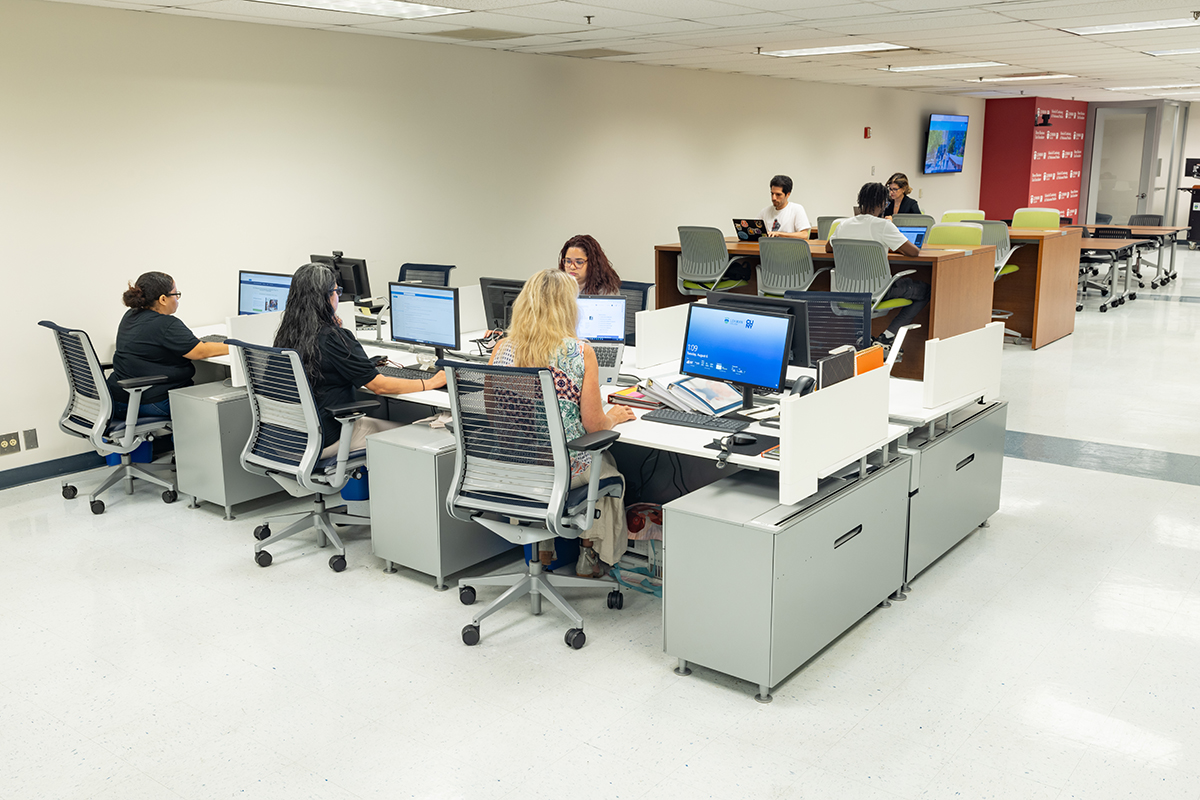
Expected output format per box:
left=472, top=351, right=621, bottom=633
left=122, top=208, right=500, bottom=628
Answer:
left=923, top=114, right=968, bottom=175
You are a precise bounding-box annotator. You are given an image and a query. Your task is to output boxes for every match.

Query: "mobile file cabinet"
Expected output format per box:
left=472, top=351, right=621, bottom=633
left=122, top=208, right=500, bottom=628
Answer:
left=663, top=454, right=911, bottom=703
left=899, top=401, right=1007, bottom=584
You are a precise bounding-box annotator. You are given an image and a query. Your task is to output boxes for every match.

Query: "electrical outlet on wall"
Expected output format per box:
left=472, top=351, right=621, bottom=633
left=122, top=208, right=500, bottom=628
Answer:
left=0, top=432, right=19, bottom=455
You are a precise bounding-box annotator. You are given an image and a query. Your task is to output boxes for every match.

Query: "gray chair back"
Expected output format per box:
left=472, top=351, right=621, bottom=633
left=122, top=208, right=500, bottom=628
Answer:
left=978, top=220, right=1020, bottom=269
left=1128, top=214, right=1162, bottom=226
left=892, top=213, right=936, bottom=229
left=39, top=321, right=112, bottom=444
left=617, top=280, right=653, bottom=346
left=677, top=226, right=733, bottom=288
left=398, top=263, right=456, bottom=286
left=816, top=216, right=841, bottom=240
left=783, top=291, right=873, bottom=354
left=1094, top=213, right=1113, bottom=224
left=758, top=237, right=817, bottom=296
left=829, top=238, right=894, bottom=298
left=1093, top=227, right=1132, bottom=239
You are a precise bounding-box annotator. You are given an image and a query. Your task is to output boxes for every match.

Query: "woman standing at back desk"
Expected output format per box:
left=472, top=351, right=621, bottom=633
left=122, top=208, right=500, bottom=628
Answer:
left=886, top=173, right=921, bottom=218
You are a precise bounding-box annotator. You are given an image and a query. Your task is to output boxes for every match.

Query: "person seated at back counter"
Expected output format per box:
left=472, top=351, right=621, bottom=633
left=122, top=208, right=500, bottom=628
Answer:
left=886, top=173, right=921, bottom=218
left=827, top=182, right=929, bottom=349
left=558, top=233, right=621, bottom=295
left=760, top=174, right=811, bottom=239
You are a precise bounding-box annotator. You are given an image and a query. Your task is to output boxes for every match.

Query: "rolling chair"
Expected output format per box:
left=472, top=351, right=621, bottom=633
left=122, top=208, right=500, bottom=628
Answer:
left=617, top=280, right=653, bottom=347
left=676, top=226, right=751, bottom=297
left=1012, top=208, right=1061, bottom=228
left=443, top=361, right=624, bottom=649
left=977, top=221, right=1027, bottom=338
left=757, top=236, right=828, bottom=297
left=941, top=209, right=984, bottom=223
left=816, top=216, right=843, bottom=240
left=926, top=222, right=982, bottom=247
left=39, top=320, right=178, bottom=514
left=828, top=239, right=917, bottom=327
left=1128, top=214, right=1167, bottom=288
left=398, top=263, right=456, bottom=286
left=229, top=339, right=375, bottom=572
left=891, top=213, right=936, bottom=229
left=1094, top=213, right=1113, bottom=225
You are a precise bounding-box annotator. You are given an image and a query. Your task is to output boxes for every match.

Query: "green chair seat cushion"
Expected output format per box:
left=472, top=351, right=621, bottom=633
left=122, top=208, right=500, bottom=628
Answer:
left=997, top=264, right=1020, bottom=277
left=682, top=279, right=747, bottom=291
left=836, top=298, right=911, bottom=312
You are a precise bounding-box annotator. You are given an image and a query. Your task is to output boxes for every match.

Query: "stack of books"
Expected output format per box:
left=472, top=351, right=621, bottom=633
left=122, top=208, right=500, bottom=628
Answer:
left=610, top=375, right=742, bottom=416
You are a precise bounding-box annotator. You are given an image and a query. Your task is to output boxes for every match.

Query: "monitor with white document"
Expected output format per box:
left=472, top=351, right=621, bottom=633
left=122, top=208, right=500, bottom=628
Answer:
left=680, top=303, right=794, bottom=410
left=238, top=271, right=293, bottom=315
left=388, top=282, right=460, bottom=357
left=576, top=295, right=626, bottom=386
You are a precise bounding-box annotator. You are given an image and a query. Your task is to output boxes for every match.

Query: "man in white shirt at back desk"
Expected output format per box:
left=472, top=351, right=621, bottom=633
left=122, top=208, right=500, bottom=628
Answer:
left=827, top=181, right=929, bottom=350
left=760, top=175, right=811, bottom=238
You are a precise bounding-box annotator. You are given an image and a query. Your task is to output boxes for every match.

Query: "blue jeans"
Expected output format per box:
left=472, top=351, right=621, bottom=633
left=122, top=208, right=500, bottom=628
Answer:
left=113, top=398, right=172, bottom=419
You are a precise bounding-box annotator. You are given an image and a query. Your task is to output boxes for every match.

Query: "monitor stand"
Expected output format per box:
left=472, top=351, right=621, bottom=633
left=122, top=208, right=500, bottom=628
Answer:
left=740, top=385, right=755, bottom=411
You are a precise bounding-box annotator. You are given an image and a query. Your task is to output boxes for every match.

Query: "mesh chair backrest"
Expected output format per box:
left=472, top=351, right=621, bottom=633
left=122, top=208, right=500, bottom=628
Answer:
left=398, top=263, right=456, bottom=286
left=816, top=216, right=841, bottom=239
left=1094, top=227, right=1132, bottom=239
left=927, top=222, right=983, bottom=247
left=444, top=363, right=569, bottom=527
left=892, top=214, right=936, bottom=229
left=617, top=281, right=652, bottom=346
left=977, top=221, right=1013, bottom=268
left=677, top=226, right=732, bottom=283
left=784, top=291, right=872, bottom=354
left=39, top=321, right=111, bottom=437
left=829, top=238, right=894, bottom=298
left=758, top=237, right=816, bottom=296
left=1095, top=213, right=1113, bottom=224
left=828, top=218, right=848, bottom=238
left=1128, top=214, right=1162, bottom=226
left=1012, top=208, right=1060, bottom=228
left=942, top=210, right=985, bottom=222
left=232, top=340, right=322, bottom=478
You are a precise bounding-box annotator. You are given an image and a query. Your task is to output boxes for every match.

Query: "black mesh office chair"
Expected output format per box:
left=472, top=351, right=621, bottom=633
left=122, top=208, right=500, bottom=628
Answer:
left=617, top=280, right=653, bottom=346
left=783, top=291, right=873, bottom=358
left=1128, top=214, right=1167, bottom=288
left=443, top=361, right=625, bottom=649
left=39, top=321, right=178, bottom=514
left=397, top=263, right=456, bottom=286
left=230, top=339, right=375, bottom=572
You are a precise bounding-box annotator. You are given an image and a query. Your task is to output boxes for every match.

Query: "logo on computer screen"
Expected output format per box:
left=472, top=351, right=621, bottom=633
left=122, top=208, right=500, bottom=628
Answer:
left=745, top=319, right=754, bottom=329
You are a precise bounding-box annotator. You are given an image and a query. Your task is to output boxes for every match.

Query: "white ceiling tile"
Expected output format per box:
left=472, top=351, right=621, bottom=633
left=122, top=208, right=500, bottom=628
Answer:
left=151, top=5, right=334, bottom=27
left=177, top=0, right=383, bottom=25
left=585, top=0, right=751, bottom=19
left=491, top=0, right=672, bottom=27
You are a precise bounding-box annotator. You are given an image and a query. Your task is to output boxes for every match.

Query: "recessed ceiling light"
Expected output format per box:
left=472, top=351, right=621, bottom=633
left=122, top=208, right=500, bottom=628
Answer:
left=968, top=73, right=1074, bottom=82
left=253, top=0, right=468, bottom=19
left=760, top=43, right=908, bottom=58
left=878, top=61, right=1006, bottom=72
left=1062, top=18, right=1200, bottom=36
left=1144, top=47, right=1200, bottom=56
left=1106, top=82, right=1200, bottom=91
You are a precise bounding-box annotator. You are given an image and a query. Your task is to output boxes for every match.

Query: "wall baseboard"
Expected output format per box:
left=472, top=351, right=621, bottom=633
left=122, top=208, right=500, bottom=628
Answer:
left=0, top=452, right=105, bottom=491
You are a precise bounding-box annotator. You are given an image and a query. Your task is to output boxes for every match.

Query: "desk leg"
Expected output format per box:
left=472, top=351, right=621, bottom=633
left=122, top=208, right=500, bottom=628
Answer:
left=674, top=658, right=691, bottom=676
left=755, top=685, right=773, bottom=704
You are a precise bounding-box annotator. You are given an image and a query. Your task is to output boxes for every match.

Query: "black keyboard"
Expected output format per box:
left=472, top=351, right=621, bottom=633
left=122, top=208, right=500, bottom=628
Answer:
left=199, top=334, right=227, bottom=343
left=641, top=408, right=749, bottom=433
left=377, top=365, right=434, bottom=381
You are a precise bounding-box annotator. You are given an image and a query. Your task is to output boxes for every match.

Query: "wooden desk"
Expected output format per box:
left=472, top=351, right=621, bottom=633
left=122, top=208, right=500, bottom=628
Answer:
left=652, top=239, right=996, bottom=381
left=998, top=227, right=1083, bottom=350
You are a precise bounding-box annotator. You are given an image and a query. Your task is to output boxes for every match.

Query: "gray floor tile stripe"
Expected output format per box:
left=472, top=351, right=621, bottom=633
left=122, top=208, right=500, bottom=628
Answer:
left=1006, top=430, right=1200, bottom=486
left=1135, top=294, right=1200, bottom=303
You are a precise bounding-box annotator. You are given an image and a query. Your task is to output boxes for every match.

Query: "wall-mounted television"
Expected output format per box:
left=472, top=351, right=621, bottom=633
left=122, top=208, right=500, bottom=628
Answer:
left=923, top=114, right=969, bottom=175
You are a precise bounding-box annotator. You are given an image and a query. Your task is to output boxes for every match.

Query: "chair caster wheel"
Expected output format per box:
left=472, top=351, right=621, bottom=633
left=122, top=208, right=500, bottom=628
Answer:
left=254, top=525, right=271, bottom=541
left=1100, top=305, right=1108, bottom=312
left=462, top=624, right=480, bottom=646
left=255, top=550, right=272, bottom=567
left=329, top=555, right=347, bottom=572
left=90, top=499, right=105, bottom=515
left=1129, top=293, right=1137, bottom=300
left=607, top=590, right=624, bottom=610
left=459, top=586, right=476, bottom=605
left=162, top=490, right=177, bottom=504
left=565, top=628, right=586, bottom=649
left=1138, top=282, right=1145, bottom=288
left=1076, top=305, right=1083, bottom=312
left=62, top=485, right=78, bottom=500
left=1100, top=290, right=1109, bottom=297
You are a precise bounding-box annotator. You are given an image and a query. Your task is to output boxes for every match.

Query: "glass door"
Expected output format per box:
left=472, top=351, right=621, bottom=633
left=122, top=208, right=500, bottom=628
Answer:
left=1081, top=100, right=1187, bottom=225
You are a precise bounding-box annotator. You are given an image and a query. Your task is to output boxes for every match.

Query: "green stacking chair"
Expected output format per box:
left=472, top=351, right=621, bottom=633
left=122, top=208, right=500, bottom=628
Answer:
left=676, top=226, right=751, bottom=297
left=891, top=213, right=935, bottom=229
left=828, top=218, right=848, bottom=238
left=926, top=222, right=983, bottom=247
left=828, top=238, right=916, bottom=320
left=816, top=216, right=842, bottom=240
left=941, top=209, right=985, bottom=223
left=978, top=220, right=1026, bottom=338
left=757, top=237, right=829, bottom=297
left=1011, top=208, right=1061, bottom=228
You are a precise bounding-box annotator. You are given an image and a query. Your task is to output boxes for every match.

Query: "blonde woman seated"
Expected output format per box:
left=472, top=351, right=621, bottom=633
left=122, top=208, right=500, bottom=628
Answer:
left=489, top=269, right=636, bottom=577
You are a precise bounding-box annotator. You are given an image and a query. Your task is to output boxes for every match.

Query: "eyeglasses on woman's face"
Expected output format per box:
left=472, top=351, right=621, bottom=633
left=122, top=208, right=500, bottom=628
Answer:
left=563, top=258, right=588, bottom=267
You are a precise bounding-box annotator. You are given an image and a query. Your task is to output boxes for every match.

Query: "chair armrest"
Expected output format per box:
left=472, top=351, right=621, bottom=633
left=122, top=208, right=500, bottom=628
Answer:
left=567, top=430, right=619, bottom=452
left=871, top=269, right=917, bottom=312
left=329, top=400, right=380, bottom=419
left=116, top=374, right=168, bottom=389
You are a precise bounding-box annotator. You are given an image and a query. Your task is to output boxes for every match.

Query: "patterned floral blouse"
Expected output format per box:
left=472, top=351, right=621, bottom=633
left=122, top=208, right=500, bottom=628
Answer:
left=494, top=337, right=591, bottom=477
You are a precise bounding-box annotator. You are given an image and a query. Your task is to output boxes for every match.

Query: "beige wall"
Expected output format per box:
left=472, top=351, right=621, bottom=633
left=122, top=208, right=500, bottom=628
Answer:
left=1, top=0, right=984, bottom=469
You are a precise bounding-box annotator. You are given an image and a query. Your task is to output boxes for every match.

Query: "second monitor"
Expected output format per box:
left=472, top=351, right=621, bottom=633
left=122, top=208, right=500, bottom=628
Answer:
left=681, top=303, right=794, bottom=410
left=239, top=270, right=293, bottom=315
left=478, top=277, right=526, bottom=330
left=311, top=252, right=372, bottom=303
left=388, top=282, right=460, bottom=357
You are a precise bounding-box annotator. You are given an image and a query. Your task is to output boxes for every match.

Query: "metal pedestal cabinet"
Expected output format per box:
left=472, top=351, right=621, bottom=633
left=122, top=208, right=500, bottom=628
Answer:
left=901, top=401, right=1007, bottom=583
left=169, top=382, right=282, bottom=519
left=367, top=424, right=517, bottom=590
left=663, top=455, right=911, bottom=702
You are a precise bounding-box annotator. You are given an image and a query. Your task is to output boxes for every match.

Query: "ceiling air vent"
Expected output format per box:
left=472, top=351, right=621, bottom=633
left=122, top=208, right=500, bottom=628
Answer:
left=426, top=28, right=529, bottom=41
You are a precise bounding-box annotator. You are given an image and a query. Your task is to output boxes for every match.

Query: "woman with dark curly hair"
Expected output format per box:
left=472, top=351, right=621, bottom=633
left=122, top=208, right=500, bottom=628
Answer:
left=557, top=234, right=621, bottom=296
left=109, top=271, right=229, bottom=417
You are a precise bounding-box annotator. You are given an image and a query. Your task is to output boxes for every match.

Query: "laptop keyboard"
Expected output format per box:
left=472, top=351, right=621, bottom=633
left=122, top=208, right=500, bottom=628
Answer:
left=593, top=345, right=619, bottom=368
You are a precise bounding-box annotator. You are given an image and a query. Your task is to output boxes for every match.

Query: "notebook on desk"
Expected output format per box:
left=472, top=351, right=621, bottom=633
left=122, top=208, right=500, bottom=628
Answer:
left=733, top=219, right=768, bottom=242
left=576, top=295, right=626, bottom=386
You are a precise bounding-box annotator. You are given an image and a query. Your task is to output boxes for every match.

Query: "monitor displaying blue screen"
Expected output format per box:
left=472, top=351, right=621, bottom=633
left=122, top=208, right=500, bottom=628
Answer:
left=238, top=271, right=292, bottom=315
left=924, top=114, right=968, bottom=175
left=897, top=226, right=927, bottom=247
left=680, top=304, right=793, bottom=392
left=388, top=282, right=460, bottom=351
left=576, top=296, right=626, bottom=342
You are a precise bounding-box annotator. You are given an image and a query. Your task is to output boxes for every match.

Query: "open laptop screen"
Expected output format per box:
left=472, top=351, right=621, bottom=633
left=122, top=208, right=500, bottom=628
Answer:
left=576, top=296, right=626, bottom=342
left=897, top=226, right=927, bottom=248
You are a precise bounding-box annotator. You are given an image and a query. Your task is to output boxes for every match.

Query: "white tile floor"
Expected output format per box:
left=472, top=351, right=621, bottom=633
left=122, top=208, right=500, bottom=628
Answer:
left=5, top=248, right=1200, bottom=799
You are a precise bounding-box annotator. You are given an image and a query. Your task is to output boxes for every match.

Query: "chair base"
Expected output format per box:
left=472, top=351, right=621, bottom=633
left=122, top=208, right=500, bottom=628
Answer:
left=68, top=455, right=176, bottom=506
left=460, top=559, right=617, bottom=637
left=254, top=495, right=369, bottom=568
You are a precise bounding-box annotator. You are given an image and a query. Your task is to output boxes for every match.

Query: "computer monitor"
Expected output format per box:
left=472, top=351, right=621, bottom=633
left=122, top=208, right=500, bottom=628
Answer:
left=310, top=252, right=371, bottom=302
left=896, top=226, right=928, bottom=248
left=478, top=277, right=526, bottom=330
left=706, top=291, right=811, bottom=368
left=576, top=295, right=626, bottom=342
left=387, top=282, right=460, bottom=357
left=238, top=270, right=293, bottom=316
left=680, top=303, right=793, bottom=410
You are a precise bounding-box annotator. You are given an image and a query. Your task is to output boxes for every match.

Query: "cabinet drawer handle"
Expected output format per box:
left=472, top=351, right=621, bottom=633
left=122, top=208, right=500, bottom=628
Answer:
left=956, top=453, right=975, bottom=471
left=834, top=525, right=863, bottom=549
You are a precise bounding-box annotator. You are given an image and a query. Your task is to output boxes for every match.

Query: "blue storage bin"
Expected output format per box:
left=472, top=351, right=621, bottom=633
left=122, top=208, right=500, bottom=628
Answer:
left=105, top=440, right=152, bottom=466
left=341, top=467, right=370, bottom=501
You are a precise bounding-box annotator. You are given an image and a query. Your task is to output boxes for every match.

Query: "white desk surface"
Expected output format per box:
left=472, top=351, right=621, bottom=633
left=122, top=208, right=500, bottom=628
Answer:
left=887, top=378, right=985, bottom=426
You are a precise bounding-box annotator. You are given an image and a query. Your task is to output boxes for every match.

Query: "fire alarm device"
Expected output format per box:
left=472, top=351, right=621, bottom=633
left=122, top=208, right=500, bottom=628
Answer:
left=864, top=127, right=872, bottom=139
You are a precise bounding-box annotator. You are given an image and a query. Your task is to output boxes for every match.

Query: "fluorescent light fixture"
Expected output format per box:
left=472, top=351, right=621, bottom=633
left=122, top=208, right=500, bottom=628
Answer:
left=1062, top=18, right=1200, bottom=36
left=255, top=0, right=468, bottom=18
left=879, top=61, right=1005, bottom=72
left=761, top=43, right=908, bottom=58
left=1144, top=47, right=1200, bottom=56
left=1106, top=83, right=1200, bottom=91
left=969, top=73, right=1074, bottom=82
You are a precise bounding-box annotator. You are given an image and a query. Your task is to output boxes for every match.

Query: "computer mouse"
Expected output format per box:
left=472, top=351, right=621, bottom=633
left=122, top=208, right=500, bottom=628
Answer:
left=790, top=376, right=815, bottom=397
left=731, top=432, right=757, bottom=447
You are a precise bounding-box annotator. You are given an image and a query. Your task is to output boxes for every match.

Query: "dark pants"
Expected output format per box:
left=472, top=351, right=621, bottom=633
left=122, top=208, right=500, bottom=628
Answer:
left=882, top=277, right=930, bottom=335
left=114, top=398, right=172, bottom=419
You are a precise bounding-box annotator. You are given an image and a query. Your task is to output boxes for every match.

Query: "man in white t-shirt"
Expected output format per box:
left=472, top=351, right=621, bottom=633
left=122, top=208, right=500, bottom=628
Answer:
left=827, top=182, right=929, bottom=347
left=759, top=175, right=811, bottom=238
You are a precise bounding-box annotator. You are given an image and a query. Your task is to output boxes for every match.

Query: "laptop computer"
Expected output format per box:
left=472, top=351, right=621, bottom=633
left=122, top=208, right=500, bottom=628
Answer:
left=897, top=225, right=928, bottom=248
left=733, top=218, right=768, bottom=242
left=576, top=295, right=626, bottom=386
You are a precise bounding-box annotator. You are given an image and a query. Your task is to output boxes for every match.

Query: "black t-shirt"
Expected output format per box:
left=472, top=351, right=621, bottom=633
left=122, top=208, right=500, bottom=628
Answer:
left=108, top=309, right=200, bottom=404
left=313, top=326, right=379, bottom=448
